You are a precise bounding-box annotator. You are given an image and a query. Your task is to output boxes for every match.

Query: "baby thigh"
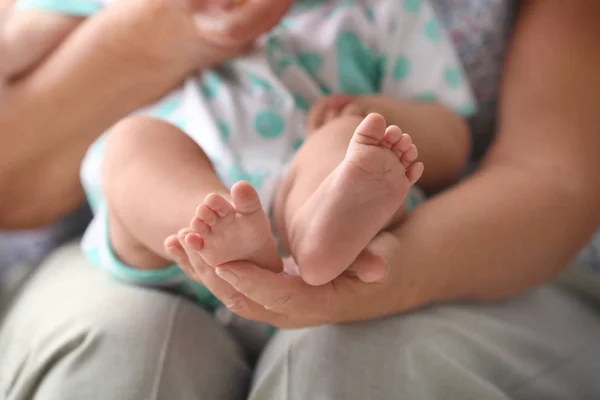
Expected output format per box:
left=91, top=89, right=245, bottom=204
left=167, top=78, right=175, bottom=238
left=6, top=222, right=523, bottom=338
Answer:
left=101, top=116, right=229, bottom=265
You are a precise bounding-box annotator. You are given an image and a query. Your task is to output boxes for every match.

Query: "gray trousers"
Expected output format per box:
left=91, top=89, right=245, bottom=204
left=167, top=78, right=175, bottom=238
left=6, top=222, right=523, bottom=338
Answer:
left=2, top=242, right=600, bottom=400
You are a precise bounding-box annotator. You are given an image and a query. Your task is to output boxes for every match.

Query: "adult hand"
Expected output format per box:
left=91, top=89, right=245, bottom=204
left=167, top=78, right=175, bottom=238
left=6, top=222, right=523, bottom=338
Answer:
left=165, top=229, right=412, bottom=329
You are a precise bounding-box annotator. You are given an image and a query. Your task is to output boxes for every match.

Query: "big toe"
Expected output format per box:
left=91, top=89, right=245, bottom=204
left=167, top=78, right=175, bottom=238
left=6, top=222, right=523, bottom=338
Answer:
left=231, top=181, right=262, bottom=215
left=352, top=113, right=387, bottom=145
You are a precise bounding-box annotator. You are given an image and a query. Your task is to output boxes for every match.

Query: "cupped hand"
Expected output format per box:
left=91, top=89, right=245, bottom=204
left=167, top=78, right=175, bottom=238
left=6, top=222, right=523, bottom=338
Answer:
left=164, top=229, right=417, bottom=329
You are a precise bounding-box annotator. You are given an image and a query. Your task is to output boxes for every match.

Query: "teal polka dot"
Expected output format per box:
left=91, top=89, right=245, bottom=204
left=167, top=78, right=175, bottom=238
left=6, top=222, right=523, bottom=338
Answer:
left=254, top=111, right=285, bottom=138
left=83, top=186, right=103, bottom=214
left=280, top=18, right=298, bottom=29
left=315, top=83, right=330, bottom=95
left=424, top=18, right=442, bottom=42
left=293, top=94, right=310, bottom=113
left=336, top=0, right=354, bottom=11
left=298, top=52, right=323, bottom=77
left=266, top=35, right=285, bottom=61
left=455, top=102, right=477, bottom=117
left=414, top=92, right=437, bottom=102
left=90, top=136, right=106, bottom=154
left=292, top=138, right=304, bottom=151
left=336, top=31, right=379, bottom=94
left=202, top=72, right=222, bottom=98
left=155, top=97, right=180, bottom=119
left=378, top=55, right=388, bottom=76
left=291, top=0, right=327, bottom=13
left=85, top=248, right=103, bottom=268
left=217, top=121, right=230, bottom=141
left=365, top=7, right=375, bottom=21
left=392, top=56, right=411, bottom=81
left=174, top=119, right=190, bottom=132
left=403, top=0, right=422, bottom=13
left=248, top=73, right=273, bottom=91
left=277, top=56, right=299, bottom=72
left=445, top=67, right=463, bottom=88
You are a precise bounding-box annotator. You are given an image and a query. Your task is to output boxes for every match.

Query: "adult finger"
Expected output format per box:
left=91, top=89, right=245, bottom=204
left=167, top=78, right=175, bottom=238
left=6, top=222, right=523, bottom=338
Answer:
left=214, top=260, right=337, bottom=321
left=199, top=261, right=295, bottom=326
left=178, top=231, right=293, bottom=325
left=348, top=248, right=388, bottom=283
left=349, top=231, right=398, bottom=282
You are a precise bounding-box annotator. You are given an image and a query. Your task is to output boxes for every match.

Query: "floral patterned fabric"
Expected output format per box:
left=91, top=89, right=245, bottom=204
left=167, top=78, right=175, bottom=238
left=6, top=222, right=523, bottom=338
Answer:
left=432, top=0, right=516, bottom=157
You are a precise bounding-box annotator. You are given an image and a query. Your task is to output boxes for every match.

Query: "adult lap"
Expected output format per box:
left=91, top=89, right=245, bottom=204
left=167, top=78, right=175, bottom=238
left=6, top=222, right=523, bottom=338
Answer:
left=0, top=242, right=250, bottom=400
left=3, top=242, right=600, bottom=399
left=3, top=0, right=600, bottom=398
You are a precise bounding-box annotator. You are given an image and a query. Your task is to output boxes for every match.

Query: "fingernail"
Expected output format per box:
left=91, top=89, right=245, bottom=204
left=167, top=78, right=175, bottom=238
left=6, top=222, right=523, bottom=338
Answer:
left=216, top=268, right=238, bottom=284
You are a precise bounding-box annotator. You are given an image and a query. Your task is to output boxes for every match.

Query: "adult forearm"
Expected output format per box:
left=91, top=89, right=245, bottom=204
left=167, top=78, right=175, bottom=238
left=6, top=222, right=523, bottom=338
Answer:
left=0, top=3, right=202, bottom=228
left=0, top=6, right=191, bottom=170
left=0, top=141, right=88, bottom=229
left=396, top=164, right=599, bottom=305
left=395, top=0, right=600, bottom=306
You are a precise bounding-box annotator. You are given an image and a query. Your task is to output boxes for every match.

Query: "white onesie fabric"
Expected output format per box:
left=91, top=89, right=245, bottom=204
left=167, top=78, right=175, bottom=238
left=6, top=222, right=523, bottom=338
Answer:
left=18, top=0, right=476, bottom=306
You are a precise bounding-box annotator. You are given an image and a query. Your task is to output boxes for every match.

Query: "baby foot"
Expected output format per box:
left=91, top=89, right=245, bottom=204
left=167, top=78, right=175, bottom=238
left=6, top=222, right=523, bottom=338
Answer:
left=190, top=181, right=282, bottom=272
left=290, top=113, right=423, bottom=285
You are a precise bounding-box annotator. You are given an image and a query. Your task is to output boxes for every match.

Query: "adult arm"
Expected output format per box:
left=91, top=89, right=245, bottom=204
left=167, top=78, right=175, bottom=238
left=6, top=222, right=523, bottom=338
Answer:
left=389, top=0, right=600, bottom=306
left=0, top=0, right=291, bottom=229
left=173, top=0, right=600, bottom=328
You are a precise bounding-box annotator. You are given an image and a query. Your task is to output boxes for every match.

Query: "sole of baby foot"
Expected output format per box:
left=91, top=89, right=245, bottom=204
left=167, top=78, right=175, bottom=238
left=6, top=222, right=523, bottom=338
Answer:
left=190, top=181, right=282, bottom=272
left=290, top=113, right=422, bottom=286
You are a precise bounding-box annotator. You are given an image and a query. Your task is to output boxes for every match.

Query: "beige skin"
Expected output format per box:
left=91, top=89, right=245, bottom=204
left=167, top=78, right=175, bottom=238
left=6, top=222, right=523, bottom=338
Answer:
left=0, top=1, right=466, bottom=285
left=102, top=97, right=465, bottom=286
left=1, top=0, right=599, bottom=327
left=165, top=0, right=600, bottom=327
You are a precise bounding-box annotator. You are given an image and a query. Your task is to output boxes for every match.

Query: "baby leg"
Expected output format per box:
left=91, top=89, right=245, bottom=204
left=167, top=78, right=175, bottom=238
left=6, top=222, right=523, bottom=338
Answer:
left=275, top=113, right=422, bottom=285
left=0, top=8, right=82, bottom=80
left=103, top=116, right=281, bottom=272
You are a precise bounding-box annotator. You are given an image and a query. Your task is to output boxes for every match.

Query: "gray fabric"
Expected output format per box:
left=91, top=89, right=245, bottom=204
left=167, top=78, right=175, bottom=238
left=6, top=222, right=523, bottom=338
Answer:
left=252, top=286, right=600, bottom=400
left=4, top=242, right=600, bottom=399
left=0, top=206, right=91, bottom=303
left=0, top=242, right=251, bottom=400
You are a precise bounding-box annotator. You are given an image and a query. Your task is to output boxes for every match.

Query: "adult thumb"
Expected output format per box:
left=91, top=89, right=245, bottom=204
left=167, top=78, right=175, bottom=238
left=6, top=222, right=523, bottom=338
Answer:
left=350, top=232, right=398, bottom=283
